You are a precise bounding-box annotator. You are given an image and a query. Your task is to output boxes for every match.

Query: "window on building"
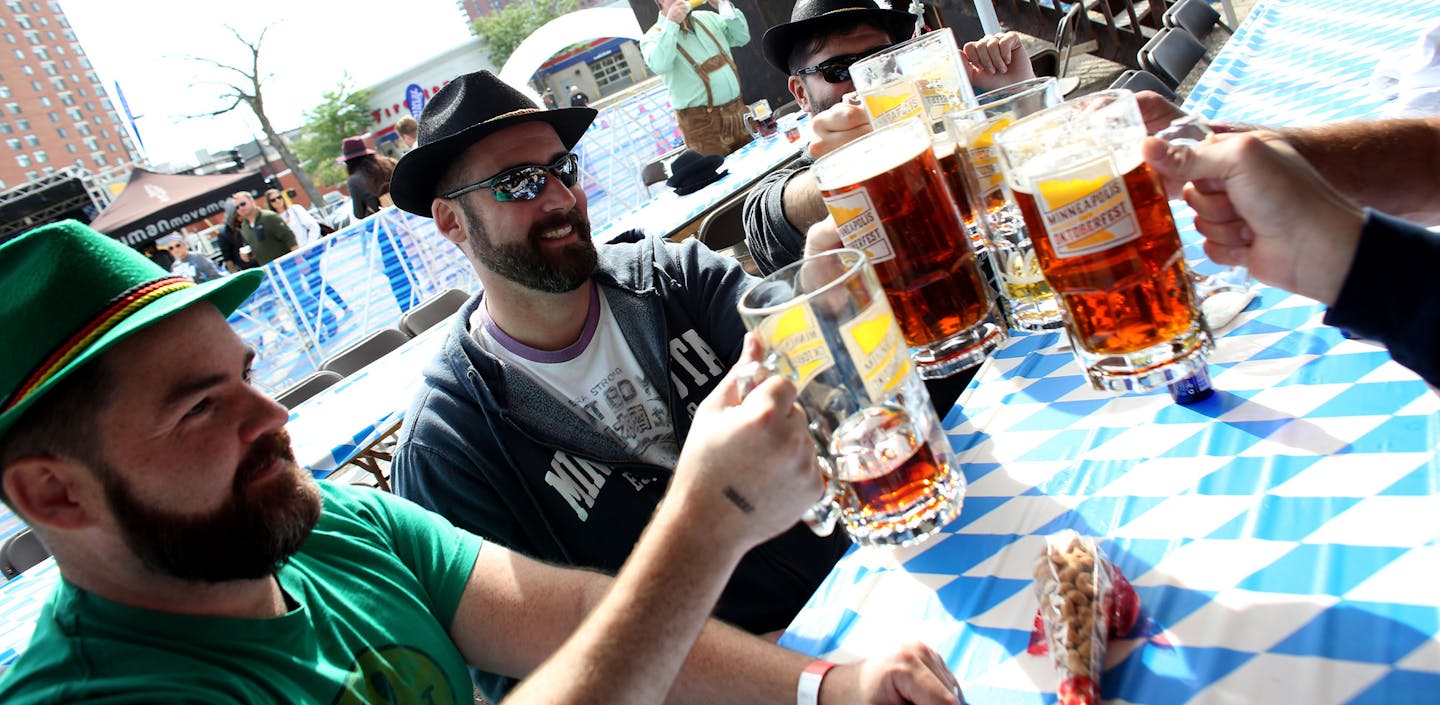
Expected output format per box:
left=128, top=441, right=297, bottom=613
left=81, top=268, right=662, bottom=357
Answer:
left=591, top=52, right=631, bottom=91
left=20, top=64, right=32, bottom=76
left=32, top=46, right=47, bottom=60
left=0, top=86, right=9, bottom=98
left=41, top=62, right=55, bottom=75
left=45, top=30, right=53, bottom=40
left=29, top=80, right=39, bottom=91
left=99, top=128, right=108, bottom=138
left=54, top=126, right=64, bottom=137
left=30, top=2, right=39, bottom=11
left=86, top=70, right=98, bottom=83
left=41, top=165, right=53, bottom=175
left=38, top=17, right=47, bottom=26
left=16, top=17, right=30, bottom=29
left=64, top=142, right=73, bottom=153
left=24, top=170, right=35, bottom=180
left=24, top=134, right=37, bottom=147
left=59, top=92, right=72, bottom=106
left=5, top=103, right=18, bottom=115
left=82, top=136, right=96, bottom=150
left=106, top=143, right=114, bottom=153
left=72, top=158, right=82, bottom=170
left=0, top=122, right=10, bottom=134
left=91, top=152, right=105, bottom=166
left=12, top=48, right=23, bottom=59
left=25, top=31, right=38, bottom=45
left=6, top=1, right=21, bottom=12
left=34, top=149, right=46, bottom=163
left=65, top=107, right=79, bottom=121
left=6, top=138, right=19, bottom=150
left=16, top=118, right=29, bottom=130
left=37, top=95, right=48, bottom=107
left=78, top=56, right=89, bottom=69
left=60, top=58, right=69, bottom=69
left=101, top=98, right=111, bottom=111
left=46, top=111, right=55, bottom=122
left=4, top=33, right=13, bottom=43
left=49, top=76, right=64, bottom=90
left=76, top=86, right=84, bottom=96
left=63, top=29, right=73, bottom=41
left=15, top=153, right=29, bottom=167
left=76, top=122, right=89, bottom=135
left=84, top=101, right=93, bottom=111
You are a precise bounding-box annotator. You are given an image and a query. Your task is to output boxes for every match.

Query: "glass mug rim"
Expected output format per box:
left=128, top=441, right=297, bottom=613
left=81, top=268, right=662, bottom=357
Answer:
left=809, top=116, right=930, bottom=189
left=992, top=88, right=1136, bottom=149
left=971, top=75, right=1060, bottom=112
left=737, top=247, right=869, bottom=318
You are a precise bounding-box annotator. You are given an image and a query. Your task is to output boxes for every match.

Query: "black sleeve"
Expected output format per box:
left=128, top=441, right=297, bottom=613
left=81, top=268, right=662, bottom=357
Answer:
left=1323, top=209, right=1440, bottom=387
left=742, top=158, right=812, bottom=275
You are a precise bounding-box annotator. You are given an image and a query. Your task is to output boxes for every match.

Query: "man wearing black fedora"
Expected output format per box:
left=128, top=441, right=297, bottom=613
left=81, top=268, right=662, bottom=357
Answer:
left=741, top=0, right=1036, bottom=276
left=0, top=220, right=961, bottom=704
left=387, top=69, right=852, bottom=700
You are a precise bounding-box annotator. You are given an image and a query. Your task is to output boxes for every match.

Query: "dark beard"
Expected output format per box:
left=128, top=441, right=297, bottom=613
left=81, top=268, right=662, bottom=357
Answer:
left=103, top=429, right=322, bottom=583
left=461, top=200, right=598, bottom=294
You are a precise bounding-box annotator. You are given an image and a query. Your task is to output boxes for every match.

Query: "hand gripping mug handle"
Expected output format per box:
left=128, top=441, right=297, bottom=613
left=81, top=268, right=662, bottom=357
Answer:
left=733, top=351, right=841, bottom=537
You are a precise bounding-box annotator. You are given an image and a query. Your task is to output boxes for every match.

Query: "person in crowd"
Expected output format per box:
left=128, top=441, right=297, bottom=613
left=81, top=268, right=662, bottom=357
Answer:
left=265, top=189, right=322, bottom=246
left=568, top=84, right=590, bottom=107
left=541, top=87, right=559, bottom=110
left=743, top=0, right=1037, bottom=276
left=339, top=135, right=398, bottom=220
left=156, top=233, right=224, bottom=283
left=214, top=201, right=256, bottom=273
left=386, top=69, right=852, bottom=701
left=0, top=220, right=961, bottom=705
left=641, top=0, right=753, bottom=156
left=232, top=190, right=298, bottom=266
left=1135, top=92, right=1440, bottom=226
left=1143, top=130, right=1440, bottom=387
left=396, top=115, right=420, bottom=151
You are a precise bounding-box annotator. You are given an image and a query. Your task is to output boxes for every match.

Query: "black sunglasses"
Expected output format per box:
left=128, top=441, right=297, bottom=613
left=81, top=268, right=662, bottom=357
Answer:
left=793, top=44, right=894, bottom=84
left=442, top=152, right=581, bottom=202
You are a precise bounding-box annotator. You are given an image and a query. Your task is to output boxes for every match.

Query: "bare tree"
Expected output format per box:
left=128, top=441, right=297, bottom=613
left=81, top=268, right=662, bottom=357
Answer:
left=185, top=25, right=325, bottom=209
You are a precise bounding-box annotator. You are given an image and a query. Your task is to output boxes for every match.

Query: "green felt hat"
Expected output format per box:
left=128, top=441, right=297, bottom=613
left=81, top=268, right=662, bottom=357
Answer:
left=0, top=220, right=264, bottom=439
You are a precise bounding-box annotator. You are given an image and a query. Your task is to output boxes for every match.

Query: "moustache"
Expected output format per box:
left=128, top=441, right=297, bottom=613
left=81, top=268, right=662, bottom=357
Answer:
left=233, top=429, right=297, bottom=490
left=528, top=210, right=591, bottom=245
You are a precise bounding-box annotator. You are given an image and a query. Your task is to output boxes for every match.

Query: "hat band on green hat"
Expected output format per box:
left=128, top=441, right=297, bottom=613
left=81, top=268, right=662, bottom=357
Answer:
left=4, top=275, right=195, bottom=414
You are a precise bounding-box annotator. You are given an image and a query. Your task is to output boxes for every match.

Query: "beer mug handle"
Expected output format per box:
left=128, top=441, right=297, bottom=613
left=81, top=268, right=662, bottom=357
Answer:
left=733, top=352, right=839, bottom=536
left=801, top=456, right=841, bottom=536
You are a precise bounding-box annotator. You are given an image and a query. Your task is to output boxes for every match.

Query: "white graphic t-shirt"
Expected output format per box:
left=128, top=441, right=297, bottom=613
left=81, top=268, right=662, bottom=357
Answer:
left=472, top=284, right=680, bottom=468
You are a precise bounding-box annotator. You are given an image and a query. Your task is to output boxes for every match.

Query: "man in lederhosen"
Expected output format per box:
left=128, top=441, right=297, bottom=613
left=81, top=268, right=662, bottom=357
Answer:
left=641, top=0, right=753, bottom=156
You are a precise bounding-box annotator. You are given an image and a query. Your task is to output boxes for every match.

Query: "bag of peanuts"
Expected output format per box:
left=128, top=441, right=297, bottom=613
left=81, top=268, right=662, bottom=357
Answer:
left=1031, top=530, right=1139, bottom=705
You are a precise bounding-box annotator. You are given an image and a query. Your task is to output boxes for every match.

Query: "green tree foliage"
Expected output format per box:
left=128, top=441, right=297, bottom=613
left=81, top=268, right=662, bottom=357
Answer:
left=294, top=78, right=374, bottom=189
left=473, top=0, right=581, bottom=66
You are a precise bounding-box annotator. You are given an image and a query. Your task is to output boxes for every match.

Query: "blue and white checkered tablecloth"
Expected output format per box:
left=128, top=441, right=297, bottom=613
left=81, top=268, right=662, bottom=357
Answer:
left=780, top=236, right=1440, bottom=702
left=781, top=3, right=1440, bottom=693
left=592, top=129, right=804, bottom=244
left=0, top=558, right=56, bottom=667
left=1184, top=0, right=1440, bottom=125
left=286, top=322, right=450, bottom=478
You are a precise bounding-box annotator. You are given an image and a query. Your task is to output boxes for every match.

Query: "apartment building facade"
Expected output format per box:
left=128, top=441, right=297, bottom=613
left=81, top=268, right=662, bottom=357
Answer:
left=0, top=0, right=139, bottom=191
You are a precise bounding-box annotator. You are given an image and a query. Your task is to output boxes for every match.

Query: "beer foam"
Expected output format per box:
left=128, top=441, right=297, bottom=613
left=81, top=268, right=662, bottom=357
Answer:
left=817, top=119, right=932, bottom=188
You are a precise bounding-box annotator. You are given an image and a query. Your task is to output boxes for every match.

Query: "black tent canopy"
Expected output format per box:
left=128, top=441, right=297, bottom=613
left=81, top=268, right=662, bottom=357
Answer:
left=88, top=168, right=266, bottom=248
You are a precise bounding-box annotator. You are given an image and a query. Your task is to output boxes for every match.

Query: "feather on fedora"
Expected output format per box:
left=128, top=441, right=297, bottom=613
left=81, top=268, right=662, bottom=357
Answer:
left=390, top=71, right=597, bottom=216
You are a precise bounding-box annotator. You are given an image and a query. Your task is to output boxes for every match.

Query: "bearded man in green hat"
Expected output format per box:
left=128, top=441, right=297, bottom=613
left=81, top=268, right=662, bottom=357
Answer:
left=0, top=221, right=959, bottom=704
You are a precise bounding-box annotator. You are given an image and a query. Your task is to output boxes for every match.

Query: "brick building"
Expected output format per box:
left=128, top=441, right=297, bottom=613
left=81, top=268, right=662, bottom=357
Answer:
left=0, top=0, right=139, bottom=191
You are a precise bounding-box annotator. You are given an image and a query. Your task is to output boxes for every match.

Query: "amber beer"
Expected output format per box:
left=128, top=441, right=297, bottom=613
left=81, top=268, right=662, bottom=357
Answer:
left=1011, top=159, right=1196, bottom=355
left=995, top=89, right=1211, bottom=390
left=811, top=118, right=1003, bottom=377
left=829, top=404, right=954, bottom=538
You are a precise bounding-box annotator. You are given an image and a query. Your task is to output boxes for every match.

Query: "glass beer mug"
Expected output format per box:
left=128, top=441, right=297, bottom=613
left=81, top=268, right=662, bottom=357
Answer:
left=994, top=90, right=1214, bottom=391
left=811, top=117, right=1006, bottom=379
left=738, top=249, right=964, bottom=547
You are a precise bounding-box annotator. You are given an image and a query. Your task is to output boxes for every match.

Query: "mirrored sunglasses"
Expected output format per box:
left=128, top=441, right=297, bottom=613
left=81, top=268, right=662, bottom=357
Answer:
left=442, top=152, right=581, bottom=202
left=793, top=44, right=894, bottom=84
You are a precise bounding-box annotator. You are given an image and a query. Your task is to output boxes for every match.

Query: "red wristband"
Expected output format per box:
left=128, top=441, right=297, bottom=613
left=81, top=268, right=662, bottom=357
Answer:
left=798, top=660, right=837, bottom=705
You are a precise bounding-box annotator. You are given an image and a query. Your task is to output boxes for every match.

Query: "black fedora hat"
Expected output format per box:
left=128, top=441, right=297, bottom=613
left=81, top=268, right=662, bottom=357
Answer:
left=665, top=149, right=727, bottom=196
left=390, top=70, right=597, bottom=216
left=761, top=0, right=916, bottom=74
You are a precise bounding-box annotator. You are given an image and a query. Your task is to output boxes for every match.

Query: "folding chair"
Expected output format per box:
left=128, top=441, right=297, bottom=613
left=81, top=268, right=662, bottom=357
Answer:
left=1111, top=69, right=1179, bottom=102
left=399, top=288, right=471, bottom=337
left=274, top=370, right=344, bottom=410
left=1138, top=27, right=1208, bottom=88
left=321, top=328, right=409, bottom=377
left=1163, top=0, right=1232, bottom=39
left=696, top=196, right=759, bottom=276
left=1, top=529, right=50, bottom=580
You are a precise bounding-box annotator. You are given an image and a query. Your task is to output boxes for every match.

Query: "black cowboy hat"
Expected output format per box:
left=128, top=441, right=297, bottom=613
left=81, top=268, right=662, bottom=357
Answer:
left=761, top=0, right=917, bottom=74
left=665, top=149, right=727, bottom=196
left=390, top=70, right=597, bottom=216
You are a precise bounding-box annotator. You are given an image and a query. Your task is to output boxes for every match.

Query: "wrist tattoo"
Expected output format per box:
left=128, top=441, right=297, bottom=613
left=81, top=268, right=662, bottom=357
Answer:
left=723, top=486, right=755, bottom=513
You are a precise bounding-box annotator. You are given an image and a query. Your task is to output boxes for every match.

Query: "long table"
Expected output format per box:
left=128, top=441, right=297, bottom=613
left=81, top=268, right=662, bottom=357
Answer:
left=592, top=128, right=804, bottom=244
left=780, top=1, right=1440, bottom=701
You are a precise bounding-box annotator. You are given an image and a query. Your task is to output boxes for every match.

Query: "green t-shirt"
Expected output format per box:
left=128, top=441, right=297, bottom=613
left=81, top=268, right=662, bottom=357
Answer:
left=0, top=483, right=483, bottom=704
